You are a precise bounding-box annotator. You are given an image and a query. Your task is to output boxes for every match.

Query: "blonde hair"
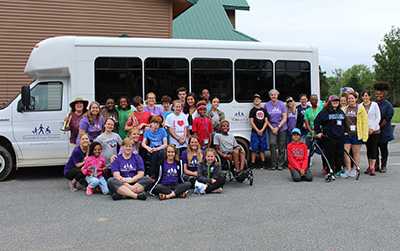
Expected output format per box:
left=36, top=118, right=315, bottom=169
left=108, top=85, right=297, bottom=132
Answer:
left=122, top=138, right=134, bottom=146
left=145, top=92, right=156, bottom=105
left=127, top=127, right=140, bottom=151
left=286, top=101, right=296, bottom=115
left=187, top=136, right=203, bottom=164
left=203, top=147, right=218, bottom=165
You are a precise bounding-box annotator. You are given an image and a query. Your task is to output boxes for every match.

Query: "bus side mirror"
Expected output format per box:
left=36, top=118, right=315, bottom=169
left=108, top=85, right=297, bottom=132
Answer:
left=21, top=85, right=31, bottom=106
left=17, top=85, right=31, bottom=112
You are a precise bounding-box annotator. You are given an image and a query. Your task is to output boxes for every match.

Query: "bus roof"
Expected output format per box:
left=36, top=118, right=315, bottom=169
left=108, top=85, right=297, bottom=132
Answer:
left=24, top=36, right=317, bottom=78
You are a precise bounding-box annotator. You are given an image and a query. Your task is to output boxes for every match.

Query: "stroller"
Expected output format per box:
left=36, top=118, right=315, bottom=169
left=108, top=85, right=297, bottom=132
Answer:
left=216, top=155, right=254, bottom=186
left=309, top=136, right=360, bottom=181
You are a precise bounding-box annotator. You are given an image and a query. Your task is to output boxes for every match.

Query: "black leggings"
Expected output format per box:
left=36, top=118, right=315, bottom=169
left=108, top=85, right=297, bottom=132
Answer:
left=153, top=182, right=191, bottom=196
left=366, top=134, right=379, bottom=159
left=65, top=167, right=85, bottom=181
left=324, top=136, right=344, bottom=173
left=377, top=142, right=389, bottom=159
left=205, top=177, right=226, bottom=194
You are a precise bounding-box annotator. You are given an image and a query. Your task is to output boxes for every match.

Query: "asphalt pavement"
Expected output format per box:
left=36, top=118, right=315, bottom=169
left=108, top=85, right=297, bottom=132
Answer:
left=1, top=126, right=400, bottom=250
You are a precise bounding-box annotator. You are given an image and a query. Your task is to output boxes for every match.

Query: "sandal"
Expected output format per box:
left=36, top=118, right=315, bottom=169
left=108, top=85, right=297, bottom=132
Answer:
left=159, top=193, right=167, bottom=200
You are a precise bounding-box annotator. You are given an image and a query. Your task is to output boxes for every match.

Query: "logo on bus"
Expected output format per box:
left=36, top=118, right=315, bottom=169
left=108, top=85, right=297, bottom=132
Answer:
left=22, top=124, right=61, bottom=140
left=231, top=111, right=248, bottom=125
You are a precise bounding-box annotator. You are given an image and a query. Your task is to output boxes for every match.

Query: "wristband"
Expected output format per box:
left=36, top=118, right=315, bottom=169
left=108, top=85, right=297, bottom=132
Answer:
left=224, top=154, right=227, bottom=159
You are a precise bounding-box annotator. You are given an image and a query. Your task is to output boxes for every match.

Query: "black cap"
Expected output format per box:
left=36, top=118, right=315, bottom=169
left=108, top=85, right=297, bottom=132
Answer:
left=252, top=94, right=261, bottom=100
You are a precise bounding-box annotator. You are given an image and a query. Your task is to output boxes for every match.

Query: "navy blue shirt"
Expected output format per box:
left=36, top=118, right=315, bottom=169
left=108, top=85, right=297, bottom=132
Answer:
left=314, top=108, right=346, bottom=139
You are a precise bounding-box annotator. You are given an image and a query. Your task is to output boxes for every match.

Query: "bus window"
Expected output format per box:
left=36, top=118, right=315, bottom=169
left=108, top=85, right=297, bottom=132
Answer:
left=235, top=59, right=273, bottom=102
left=26, top=82, right=63, bottom=111
left=275, top=60, right=311, bottom=100
left=192, top=58, right=233, bottom=103
left=95, top=57, right=142, bottom=103
left=144, top=58, right=189, bottom=103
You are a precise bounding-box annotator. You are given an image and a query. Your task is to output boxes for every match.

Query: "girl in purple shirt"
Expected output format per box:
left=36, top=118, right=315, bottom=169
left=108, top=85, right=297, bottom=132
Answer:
left=78, top=101, right=104, bottom=143
left=144, top=92, right=165, bottom=118
left=150, top=145, right=191, bottom=200
left=285, top=97, right=298, bottom=145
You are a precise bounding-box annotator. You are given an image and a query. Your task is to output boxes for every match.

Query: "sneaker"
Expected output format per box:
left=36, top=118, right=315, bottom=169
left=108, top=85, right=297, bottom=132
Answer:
left=136, top=192, right=147, bottom=200
left=370, top=168, right=376, bottom=176
left=348, top=169, right=357, bottom=178
left=86, top=186, right=93, bottom=195
left=335, top=172, right=348, bottom=179
left=159, top=193, right=167, bottom=200
left=179, top=192, right=187, bottom=198
left=277, top=166, right=283, bottom=171
left=69, top=181, right=78, bottom=192
left=261, top=161, right=267, bottom=170
left=249, top=163, right=256, bottom=169
left=212, top=187, right=223, bottom=193
left=112, top=192, right=123, bottom=201
left=364, top=167, right=371, bottom=175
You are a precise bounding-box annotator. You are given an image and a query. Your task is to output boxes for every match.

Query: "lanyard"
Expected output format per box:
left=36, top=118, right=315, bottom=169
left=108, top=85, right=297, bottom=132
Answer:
left=201, top=117, right=209, bottom=138
left=136, top=111, right=144, bottom=122
left=73, top=112, right=81, bottom=120
left=311, top=107, right=319, bottom=120
left=347, top=106, right=357, bottom=124
left=207, top=163, right=211, bottom=178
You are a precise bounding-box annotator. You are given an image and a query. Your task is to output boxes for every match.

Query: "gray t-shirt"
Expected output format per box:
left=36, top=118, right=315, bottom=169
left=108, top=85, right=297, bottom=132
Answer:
left=214, top=133, right=238, bottom=155
left=95, top=132, right=123, bottom=168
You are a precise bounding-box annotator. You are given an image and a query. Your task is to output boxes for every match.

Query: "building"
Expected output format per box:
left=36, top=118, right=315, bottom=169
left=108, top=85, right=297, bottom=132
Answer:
left=0, top=0, right=253, bottom=104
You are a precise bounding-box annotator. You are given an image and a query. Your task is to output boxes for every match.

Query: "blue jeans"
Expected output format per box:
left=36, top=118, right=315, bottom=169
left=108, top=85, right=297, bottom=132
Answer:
left=85, top=176, right=109, bottom=195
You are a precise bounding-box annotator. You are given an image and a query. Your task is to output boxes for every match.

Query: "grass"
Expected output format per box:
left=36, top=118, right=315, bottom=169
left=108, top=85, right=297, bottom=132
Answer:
left=393, top=107, right=400, bottom=123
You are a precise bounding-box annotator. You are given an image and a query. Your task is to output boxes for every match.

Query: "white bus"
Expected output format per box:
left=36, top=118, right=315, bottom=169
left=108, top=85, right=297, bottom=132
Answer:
left=0, top=36, right=319, bottom=181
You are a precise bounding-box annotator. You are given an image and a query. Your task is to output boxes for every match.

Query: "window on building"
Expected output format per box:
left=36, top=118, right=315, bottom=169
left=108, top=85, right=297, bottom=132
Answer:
left=235, top=59, right=273, bottom=102
left=144, top=58, right=189, bottom=103
left=275, top=61, right=311, bottom=100
left=192, top=58, right=233, bottom=102
left=26, top=82, right=62, bottom=111
left=95, top=57, right=142, bottom=103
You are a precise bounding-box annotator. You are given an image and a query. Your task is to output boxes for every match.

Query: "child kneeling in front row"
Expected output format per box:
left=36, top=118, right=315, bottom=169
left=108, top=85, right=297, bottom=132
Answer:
left=214, top=120, right=246, bottom=174
left=196, top=148, right=226, bottom=194
left=287, top=128, right=313, bottom=182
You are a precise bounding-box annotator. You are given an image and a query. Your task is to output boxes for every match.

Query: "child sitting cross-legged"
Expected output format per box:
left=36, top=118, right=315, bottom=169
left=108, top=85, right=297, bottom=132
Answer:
left=196, top=148, right=226, bottom=194
left=287, top=128, right=313, bottom=182
left=149, top=144, right=191, bottom=200
left=214, top=120, right=246, bottom=174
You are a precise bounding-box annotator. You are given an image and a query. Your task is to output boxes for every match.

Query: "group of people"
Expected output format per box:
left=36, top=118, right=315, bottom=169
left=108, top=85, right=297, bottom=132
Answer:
left=63, top=82, right=395, bottom=200
left=64, top=88, right=230, bottom=200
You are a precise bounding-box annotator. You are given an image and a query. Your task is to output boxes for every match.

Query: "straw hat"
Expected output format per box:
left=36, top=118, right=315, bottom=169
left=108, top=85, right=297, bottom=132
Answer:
left=69, top=97, right=89, bottom=109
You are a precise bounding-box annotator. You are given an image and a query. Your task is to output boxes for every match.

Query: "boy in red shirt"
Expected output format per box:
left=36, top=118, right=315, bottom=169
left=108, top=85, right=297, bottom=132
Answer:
left=287, top=128, right=313, bottom=182
left=192, top=101, right=213, bottom=149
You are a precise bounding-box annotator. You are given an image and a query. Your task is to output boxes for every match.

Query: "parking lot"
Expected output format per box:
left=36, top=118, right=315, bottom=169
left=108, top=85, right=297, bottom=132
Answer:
left=1, top=127, right=400, bottom=250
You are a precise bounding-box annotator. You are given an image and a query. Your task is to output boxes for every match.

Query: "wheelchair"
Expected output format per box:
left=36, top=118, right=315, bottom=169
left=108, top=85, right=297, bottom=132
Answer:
left=216, top=154, right=253, bottom=186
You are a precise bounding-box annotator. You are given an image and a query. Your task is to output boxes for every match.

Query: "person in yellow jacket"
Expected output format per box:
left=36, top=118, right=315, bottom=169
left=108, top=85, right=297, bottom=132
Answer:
left=343, top=92, right=369, bottom=177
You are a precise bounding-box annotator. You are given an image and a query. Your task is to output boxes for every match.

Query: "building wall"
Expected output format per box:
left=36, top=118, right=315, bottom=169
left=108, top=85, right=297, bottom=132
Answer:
left=0, top=0, right=173, bottom=104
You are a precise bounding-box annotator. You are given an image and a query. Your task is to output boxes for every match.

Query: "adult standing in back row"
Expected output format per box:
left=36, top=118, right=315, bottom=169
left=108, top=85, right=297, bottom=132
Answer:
left=264, top=89, right=287, bottom=170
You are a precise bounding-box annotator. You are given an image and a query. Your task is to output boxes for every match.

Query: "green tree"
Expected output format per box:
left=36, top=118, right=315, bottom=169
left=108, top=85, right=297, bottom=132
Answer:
left=373, top=26, right=400, bottom=103
left=342, top=64, right=375, bottom=93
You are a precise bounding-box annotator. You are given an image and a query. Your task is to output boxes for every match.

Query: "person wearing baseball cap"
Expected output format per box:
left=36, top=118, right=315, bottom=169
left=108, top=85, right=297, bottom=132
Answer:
left=314, top=94, right=348, bottom=179
left=287, top=128, right=313, bottom=182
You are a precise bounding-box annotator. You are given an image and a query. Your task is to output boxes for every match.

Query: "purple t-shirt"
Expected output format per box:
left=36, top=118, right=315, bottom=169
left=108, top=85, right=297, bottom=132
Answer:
left=286, top=111, right=297, bottom=133
left=180, top=149, right=204, bottom=172
left=144, top=106, right=165, bottom=117
left=264, top=101, right=288, bottom=132
left=160, top=159, right=179, bottom=186
left=64, top=146, right=86, bottom=176
left=78, top=116, right=105, bottom=142
left=110, top=153, right=145, bottom=178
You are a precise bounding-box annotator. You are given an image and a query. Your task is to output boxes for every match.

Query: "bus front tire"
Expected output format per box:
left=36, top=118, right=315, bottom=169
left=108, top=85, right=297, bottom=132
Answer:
left=0, top=146, right=13, bottom=181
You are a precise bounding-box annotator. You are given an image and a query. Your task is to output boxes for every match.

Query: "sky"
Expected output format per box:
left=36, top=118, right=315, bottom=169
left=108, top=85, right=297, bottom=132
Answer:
left=236, top=0, right=400, bottom=76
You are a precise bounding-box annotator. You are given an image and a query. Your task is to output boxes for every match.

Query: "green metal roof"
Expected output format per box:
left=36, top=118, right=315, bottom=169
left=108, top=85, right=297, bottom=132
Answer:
left=173, top=0, right=258, bottom=41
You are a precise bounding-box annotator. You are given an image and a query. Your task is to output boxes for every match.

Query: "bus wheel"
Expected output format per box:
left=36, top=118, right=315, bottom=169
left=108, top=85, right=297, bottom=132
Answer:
left=0, top=146, right=13, bottom=181
left=235, top=137, right=250, bottom=162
